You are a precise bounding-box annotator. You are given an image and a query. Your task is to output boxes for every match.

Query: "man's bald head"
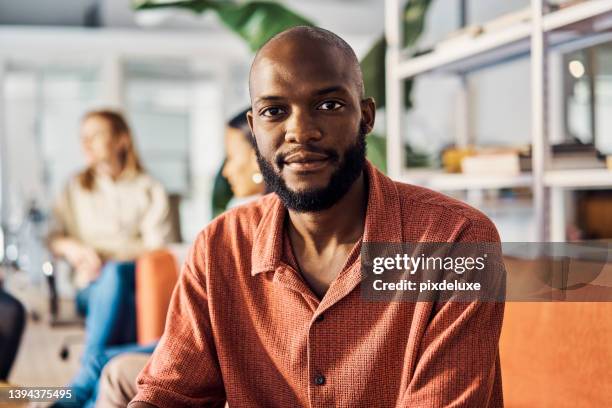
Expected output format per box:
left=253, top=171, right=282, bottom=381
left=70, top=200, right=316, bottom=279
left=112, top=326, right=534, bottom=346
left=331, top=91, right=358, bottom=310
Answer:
left=249, top=26, right=365, bottom=99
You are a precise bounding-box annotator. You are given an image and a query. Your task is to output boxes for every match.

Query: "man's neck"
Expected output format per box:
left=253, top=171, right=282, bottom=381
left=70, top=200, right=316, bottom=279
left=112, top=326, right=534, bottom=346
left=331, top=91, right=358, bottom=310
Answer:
left=286, top=172, right=367, bottom=255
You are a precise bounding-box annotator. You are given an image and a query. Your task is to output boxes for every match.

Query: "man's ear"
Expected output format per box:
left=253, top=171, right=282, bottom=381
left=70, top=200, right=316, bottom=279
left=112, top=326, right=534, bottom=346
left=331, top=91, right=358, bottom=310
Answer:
left=360, top=97, right=376, bottom=134
left=246, top=110, right=254, bottom=135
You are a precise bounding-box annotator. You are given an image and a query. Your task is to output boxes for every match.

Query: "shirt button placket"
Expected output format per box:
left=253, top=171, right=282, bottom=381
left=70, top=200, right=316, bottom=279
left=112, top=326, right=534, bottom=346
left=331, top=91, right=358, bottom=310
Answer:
left=310, top=312, right=328, bottom=407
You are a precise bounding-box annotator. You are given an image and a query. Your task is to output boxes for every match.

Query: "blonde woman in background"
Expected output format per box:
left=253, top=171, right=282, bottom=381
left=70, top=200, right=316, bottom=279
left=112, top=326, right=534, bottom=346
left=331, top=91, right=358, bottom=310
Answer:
left=48, top=110, right=173, bottom=407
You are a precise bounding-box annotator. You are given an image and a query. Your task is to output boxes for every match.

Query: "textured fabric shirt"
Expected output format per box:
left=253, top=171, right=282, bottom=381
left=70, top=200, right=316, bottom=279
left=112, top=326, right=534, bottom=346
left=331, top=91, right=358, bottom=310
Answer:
left=49, top=170, right=174, bottom=287
left=131, top=162, right=504, bottom=407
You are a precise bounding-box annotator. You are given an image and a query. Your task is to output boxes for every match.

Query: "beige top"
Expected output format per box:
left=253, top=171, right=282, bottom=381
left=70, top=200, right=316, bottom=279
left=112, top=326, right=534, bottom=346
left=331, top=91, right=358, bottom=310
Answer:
left=49, top=169, right=174, bottom=287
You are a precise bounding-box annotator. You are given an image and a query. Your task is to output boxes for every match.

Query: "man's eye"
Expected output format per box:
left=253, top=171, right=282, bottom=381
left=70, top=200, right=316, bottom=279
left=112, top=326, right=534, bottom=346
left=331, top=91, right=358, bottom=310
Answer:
left=317, top=101, right=343, bottom=111
left=262, top=107, right=286, bottom=117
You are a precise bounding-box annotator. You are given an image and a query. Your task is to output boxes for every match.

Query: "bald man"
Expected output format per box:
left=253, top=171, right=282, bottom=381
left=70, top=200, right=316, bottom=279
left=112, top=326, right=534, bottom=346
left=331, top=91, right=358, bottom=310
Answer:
left=130, top=27, right=504, bottom=408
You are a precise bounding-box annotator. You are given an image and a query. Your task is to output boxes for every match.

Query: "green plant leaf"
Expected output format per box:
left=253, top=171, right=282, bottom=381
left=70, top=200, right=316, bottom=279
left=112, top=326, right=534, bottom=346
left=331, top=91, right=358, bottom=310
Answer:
left=360, top=37, right=386, bottom=109
left=366, top=133, right=387, bottom=174
left=211, top=159, right=234, bottom=217
left=403, top=0, right=431, bottom=47
left=133, top=0, right=313, bottom=51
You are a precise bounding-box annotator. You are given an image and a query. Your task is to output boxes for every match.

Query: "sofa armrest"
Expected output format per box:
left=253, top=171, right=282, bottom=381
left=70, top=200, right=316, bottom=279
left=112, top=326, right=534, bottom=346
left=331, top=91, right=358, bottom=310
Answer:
left=135, top=249, right=180, bottom=345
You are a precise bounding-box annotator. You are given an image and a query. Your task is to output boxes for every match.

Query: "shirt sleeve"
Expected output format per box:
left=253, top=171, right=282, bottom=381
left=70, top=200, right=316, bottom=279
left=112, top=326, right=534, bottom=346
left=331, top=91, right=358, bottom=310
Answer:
left=140, top=179, right=174, bottom=249
left=400, top=219, right=505, bottom=408
left=130, top=234, right=226, bottom=408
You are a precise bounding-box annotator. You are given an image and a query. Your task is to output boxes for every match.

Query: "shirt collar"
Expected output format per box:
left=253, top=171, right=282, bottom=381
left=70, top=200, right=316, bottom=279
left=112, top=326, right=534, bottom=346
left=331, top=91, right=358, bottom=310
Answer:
left=251, top=161, right=403, bottom=276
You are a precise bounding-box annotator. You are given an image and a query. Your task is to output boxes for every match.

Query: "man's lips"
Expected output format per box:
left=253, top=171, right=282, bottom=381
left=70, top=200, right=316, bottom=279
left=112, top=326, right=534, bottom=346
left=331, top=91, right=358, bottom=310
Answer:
left=283, top=151, right=331, bottom=172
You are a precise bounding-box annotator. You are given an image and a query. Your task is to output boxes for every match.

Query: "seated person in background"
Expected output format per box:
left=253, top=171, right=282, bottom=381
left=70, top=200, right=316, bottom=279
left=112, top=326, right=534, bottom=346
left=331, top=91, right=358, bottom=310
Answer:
left=0, top=287, right=26, bottom=383
left=94, top=108, right=264, bottom=407
left=222, top=108, right=267, bottom=206
left=130, top=26, right=504, bottom=408
left=47, top=109, right=173, bottom=406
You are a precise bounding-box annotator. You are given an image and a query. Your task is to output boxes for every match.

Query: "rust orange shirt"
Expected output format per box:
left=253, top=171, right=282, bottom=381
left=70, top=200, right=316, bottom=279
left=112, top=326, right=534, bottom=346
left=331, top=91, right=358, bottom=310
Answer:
left=131, top=162, right=504, bottom=407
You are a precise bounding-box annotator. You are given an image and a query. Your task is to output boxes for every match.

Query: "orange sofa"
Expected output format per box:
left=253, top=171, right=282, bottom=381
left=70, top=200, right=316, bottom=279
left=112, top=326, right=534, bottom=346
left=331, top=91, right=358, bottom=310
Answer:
left=500, top=302, right=612, bottom=407
left=499, top=255, right=612, bottom=407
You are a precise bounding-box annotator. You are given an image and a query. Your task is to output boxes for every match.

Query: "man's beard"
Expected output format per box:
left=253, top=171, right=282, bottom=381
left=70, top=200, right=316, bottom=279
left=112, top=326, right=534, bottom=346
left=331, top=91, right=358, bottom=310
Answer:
left=254, top=123, right=367, bottom=213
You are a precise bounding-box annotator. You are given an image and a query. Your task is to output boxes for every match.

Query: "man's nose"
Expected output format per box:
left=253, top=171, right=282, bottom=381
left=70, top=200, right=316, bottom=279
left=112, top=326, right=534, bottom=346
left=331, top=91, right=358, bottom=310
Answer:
left=285, top=109, right=322, bottom=144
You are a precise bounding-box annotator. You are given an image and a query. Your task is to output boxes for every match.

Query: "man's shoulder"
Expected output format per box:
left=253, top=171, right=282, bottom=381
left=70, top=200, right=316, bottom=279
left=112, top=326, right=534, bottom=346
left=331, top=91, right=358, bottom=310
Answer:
left=392, top=180, right=499, bottom=241
left=197, top=194, right=277, bottom=246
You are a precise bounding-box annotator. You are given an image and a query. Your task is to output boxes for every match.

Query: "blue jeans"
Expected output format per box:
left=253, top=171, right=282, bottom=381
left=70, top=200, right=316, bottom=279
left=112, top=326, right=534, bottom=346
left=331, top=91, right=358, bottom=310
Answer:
left=57, top=261, right=144, bottom=407
left=76, top=261, right=137, bottom=353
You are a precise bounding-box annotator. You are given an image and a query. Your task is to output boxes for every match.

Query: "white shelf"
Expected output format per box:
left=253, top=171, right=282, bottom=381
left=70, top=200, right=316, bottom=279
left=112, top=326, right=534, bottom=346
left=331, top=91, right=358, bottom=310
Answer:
left=395, top=0, right=612, bottom=78
left=396, top=22, right=531, bottom=78
left=400, top=169, right=533, bottom=191
left=543, top=0, right=612, bottom=31
left=544, top=168, right=612, bottom=188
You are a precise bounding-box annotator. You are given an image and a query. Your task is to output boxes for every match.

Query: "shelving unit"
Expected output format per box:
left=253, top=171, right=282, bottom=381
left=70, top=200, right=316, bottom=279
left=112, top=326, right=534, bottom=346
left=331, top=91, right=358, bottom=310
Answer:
left=385, top=0, right=612, bottom=242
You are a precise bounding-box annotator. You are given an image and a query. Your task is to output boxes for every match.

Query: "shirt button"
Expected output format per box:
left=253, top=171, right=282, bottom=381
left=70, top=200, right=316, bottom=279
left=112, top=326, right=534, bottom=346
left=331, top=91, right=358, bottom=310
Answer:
left=315, top=314, right=324, bottom=322
left=314, top=374, right=326, bottom=386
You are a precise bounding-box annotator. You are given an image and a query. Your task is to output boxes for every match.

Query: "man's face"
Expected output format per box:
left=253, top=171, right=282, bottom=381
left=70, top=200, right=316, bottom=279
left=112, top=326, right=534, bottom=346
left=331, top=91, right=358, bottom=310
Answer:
left=248, top=36, right=375, bottom=212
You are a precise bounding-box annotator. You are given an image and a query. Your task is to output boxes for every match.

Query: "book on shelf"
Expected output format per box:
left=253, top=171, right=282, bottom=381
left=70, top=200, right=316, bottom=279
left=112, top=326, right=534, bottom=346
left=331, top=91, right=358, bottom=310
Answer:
left=551, top=143, right=606, bottom=170
left=516, top=143, right=607, bottom=171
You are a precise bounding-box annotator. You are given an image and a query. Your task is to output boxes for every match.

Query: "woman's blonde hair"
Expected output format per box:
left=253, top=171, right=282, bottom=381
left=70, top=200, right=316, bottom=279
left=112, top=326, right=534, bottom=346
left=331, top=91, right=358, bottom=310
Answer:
left=78, top=109, right=144, bottom=190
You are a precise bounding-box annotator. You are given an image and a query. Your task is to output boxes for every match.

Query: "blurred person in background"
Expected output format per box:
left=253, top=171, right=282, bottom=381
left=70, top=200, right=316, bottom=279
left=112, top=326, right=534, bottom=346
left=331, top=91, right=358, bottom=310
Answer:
left=0, top=286, right=26, bottom=383
left=222, top=108, right=267, bottom=206
left=47, top=109, right=173, bottom=406
left=93, top=108, right=264, bottom=408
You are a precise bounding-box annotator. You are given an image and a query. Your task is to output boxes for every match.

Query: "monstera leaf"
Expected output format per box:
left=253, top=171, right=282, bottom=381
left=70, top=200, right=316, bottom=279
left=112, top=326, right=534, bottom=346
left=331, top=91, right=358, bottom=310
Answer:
left=133, top=0, right=313, bottom=51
